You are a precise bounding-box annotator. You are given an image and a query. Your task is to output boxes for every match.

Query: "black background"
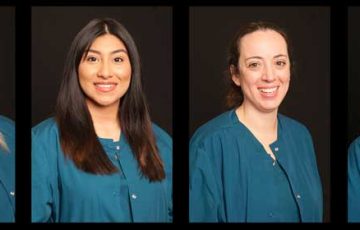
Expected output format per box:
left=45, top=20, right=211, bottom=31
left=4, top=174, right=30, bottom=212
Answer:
left=1, top=0, right=353, bottom=225
left=348, top=7, right=360, bottom=145
left=31, top=7, right=173, bottom=135
left=190, top=6, right=331, bottom=222
left=0, top=7, right=15, bottom=120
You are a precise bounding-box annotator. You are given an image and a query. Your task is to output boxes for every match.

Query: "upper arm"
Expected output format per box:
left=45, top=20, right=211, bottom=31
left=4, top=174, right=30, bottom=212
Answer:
left=31, top=130, right=55, bottom=222
left=189, top=143, right=220, bottom=222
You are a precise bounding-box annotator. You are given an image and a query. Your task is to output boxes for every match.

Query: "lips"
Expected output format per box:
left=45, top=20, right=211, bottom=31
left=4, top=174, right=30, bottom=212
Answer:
left=259, top=86, right=278, bottom=93
left=258, top=86, right=279, bottom=97
left=94, top=82, right=117, bottom=92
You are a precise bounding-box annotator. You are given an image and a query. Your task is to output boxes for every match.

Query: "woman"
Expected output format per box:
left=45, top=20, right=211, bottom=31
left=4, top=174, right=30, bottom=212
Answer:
left=0, top=115, right=15, bottom=222
left=32, top=18, right=172, bottom=222
left=189, top=21, right=323, bottom=222
left=348, top=136, right=360, bottom=222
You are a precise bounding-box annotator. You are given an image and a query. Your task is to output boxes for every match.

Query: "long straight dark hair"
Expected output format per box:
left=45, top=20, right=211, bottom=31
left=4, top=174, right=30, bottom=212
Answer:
left=56, top=18, right=165, bottom=181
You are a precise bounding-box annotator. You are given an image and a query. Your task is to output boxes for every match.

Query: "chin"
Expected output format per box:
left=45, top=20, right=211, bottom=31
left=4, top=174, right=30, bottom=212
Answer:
left=87, top=97, right=120, bottom=108
left=258, top=103, right=281, bottom=113
left=98, top=101, right=120, bottom=107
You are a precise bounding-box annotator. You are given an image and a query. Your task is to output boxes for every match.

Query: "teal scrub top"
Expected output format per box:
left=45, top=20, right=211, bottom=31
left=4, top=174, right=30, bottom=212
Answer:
left=0, top=115, right=15, bottom=222
left=189, top=110, right=323, bottom=222
left=32, top=118, right=172, bottom=222
left=348, top=136, right=360, bottom=222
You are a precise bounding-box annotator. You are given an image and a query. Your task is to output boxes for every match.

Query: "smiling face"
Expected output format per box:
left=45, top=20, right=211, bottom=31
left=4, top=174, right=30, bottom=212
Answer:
left=231, top=29, right=290, bottom=113
left=78, top=34, right=132, bottom=110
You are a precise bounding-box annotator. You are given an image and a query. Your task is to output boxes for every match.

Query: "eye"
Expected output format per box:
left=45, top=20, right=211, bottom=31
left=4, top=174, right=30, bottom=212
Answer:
left=248, top=62, right=261, bottom=69
left=86, top=56, right=98, bottom=63
left=275, top=60, right=287, bottom=67
left=113, top=57, right=124, bottom=63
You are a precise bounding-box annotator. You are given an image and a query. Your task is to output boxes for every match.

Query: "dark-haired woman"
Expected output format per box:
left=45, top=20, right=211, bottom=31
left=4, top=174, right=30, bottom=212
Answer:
left=189, top=22, right=322, bottom=222
left=32, top=18, right=172, bottom=222
left=0, top=115, right=15, bottom=222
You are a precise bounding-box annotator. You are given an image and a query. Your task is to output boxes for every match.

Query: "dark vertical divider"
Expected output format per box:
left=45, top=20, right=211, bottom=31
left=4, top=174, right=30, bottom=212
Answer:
left=15, top=2, right=31, bottom=223
left=331, top=3, right=347, bottom=223
left=173, top=3, right=189, bottom=224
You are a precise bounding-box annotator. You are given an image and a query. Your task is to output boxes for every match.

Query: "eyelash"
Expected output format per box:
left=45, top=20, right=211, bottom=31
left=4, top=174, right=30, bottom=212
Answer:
left=247, top=61, right=287, bottom=69
left=276, top=60, right=286, bottom=66
left=248, top=62, right=260, bottom=68
left=114, top=57, right=123, bottom=63
left=86, top=56, right=98, bottom=62
left=85, top=56, right=124, bottom=63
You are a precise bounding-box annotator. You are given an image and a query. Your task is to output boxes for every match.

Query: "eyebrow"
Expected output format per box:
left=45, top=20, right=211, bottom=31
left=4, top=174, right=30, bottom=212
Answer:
left=245, top=54, right=288, bottom=61
left=87, top=48, right=128, bottom=55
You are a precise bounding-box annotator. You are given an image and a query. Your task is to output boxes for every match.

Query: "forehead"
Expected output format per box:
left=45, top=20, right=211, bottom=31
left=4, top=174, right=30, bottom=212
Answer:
left=239, top=29, right=288, bottom=57
left=88, top=34, right=127, bottom=51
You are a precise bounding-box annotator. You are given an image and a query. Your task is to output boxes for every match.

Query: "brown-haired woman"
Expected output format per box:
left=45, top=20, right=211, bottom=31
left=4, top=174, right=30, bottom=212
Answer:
left=189, top=21, right=322, bottom=222
left=32, top=18, right=172, bottom=222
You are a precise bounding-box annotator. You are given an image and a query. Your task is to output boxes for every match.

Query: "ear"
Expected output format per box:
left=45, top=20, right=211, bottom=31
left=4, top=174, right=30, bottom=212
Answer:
left=230, top=65, right=241, bottom=86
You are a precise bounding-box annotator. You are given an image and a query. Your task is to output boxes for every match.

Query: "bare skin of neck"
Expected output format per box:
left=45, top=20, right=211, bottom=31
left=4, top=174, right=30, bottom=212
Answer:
left=86, top=99, right=121, bottom=141
left=235, top=104, right=278, bottom=161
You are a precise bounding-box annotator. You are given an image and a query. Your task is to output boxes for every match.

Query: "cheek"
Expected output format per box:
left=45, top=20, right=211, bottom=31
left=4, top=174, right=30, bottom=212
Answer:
left=78, top=65, right=94, bottom=82
left=115, top=64, right=132, bottom=80
left=279, top=70, right=290, bottom=96
left=278, top=69, right=290, bottom=83
left=241, top=71, right=260, bottom=87
left=78, top=74, right=92, bottom=92
left=78, top=77, right=90, bottom=95
left=78, top=70, right=94, bottom=94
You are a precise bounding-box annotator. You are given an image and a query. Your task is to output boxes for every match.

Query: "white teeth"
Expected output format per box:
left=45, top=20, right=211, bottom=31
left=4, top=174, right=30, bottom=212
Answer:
left=260, top=87, right=277, bottom=93
left=96, top=84, right=113, bottom=88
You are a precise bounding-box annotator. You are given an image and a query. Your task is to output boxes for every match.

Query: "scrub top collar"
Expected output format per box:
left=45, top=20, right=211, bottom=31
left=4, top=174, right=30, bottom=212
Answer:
left=229, top=109, right=284, bottom=159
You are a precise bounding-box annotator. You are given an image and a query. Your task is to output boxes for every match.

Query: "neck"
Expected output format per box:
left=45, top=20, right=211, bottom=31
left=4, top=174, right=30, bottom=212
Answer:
left=86, top=99, right=121, bottom=141
left=236, top=102, right=279, bottom=161
left=236, top=103, right=277, bottom=139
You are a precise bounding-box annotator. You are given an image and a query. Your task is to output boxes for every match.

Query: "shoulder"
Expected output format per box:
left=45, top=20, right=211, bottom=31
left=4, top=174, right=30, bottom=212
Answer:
left=0, top=115, right=14, bottom=136
left=278, top=114, right=309, bottom=131
left=190, top=110, right=236, bottom=148
left=278, top=114, right=312, bottom=138
left=349, top=136, right=360, bottom=160
left=349, top=136, right=360, bottom=150
left=32, top=117, right=59, bottom=139
left=151, top=123, right=172, bottom=164
left=152, top=123, right=172, bottom=148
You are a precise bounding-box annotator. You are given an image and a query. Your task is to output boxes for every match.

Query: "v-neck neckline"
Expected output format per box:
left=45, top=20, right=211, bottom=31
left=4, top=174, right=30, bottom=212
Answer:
left=230, top=109, right=282, bottom=161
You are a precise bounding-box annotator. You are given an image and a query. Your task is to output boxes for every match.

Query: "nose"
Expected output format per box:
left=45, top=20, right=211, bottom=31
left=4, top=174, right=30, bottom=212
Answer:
left=97, top=61, right=112, bottom=79
left=261, top=63, right=276, bottom=82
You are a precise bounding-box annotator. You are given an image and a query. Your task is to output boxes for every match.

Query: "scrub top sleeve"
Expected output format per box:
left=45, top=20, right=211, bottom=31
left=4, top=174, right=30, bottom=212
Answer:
left=189, top=144, right=220, bottom=222
left=153, top=125, right=173, bottom=222
left=164, top=143, right=173, bottom=223
left=31, top=130, right=54, bottom=222
left=304, top=128, right=318, bottom=168
left=303, top=127, right=324, bottom=220
left=167, top=179, right=173, bottom=222
left=166, top=155, right=173, bottom=222
left=348, top=140, right=360, bottom=222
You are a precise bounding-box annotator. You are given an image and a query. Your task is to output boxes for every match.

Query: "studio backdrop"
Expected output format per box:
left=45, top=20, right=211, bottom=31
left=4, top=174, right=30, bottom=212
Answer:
left=0, top=7, right=15, bottom=120
left=189, top=6, right=330, bottom=221
left=348, top=7, right=360, bottom=145
left=32, top=6, right=172, bottom=135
